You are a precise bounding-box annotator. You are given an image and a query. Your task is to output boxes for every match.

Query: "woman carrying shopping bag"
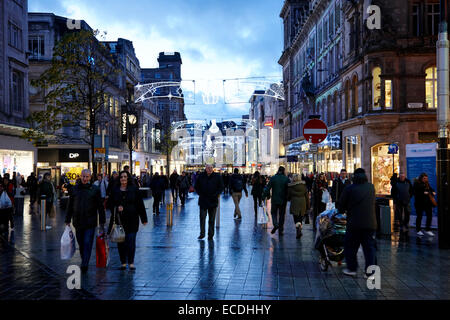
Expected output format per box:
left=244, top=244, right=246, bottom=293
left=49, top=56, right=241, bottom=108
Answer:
left=107, top=170, right=148, bottom=271
left=287, top=174, right=310, bottom=239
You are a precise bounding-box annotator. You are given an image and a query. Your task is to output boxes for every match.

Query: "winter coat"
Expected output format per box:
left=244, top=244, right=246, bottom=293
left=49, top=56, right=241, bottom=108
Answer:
left=177, top=175, right=190, bottom=190
left=150, top=176, right=164, bottom=195
left=107, top=184, right=148, bottom=234
left=331, top=177, right=351, bottom=204
left=38, top=180, right=54, bottom=205
left=65, top=182, right=106, bottom=230
left=194, top=172, right=224, bottom=209
left=338, top=182, right=377, bottom=231
left=230, top=173, right=248, bottom=194
left=263, top=173, right=289, bottom=206
left=413, top=180, right=435, bottom=208
left=393, top=179, right=413, bottom=205
left=251, top=176, right=265, bottom=197
left=170, top=173, right=179, bottom=188
left=287, top=181, right=309, bottom=216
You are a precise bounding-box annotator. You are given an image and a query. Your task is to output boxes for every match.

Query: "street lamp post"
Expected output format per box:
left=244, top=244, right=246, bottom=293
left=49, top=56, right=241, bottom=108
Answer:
left=437, top=0, right=450, bottom=249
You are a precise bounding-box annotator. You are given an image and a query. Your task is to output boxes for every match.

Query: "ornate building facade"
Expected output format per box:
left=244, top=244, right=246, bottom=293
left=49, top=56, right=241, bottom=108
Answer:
left=279, top=0, right=447, bottom=195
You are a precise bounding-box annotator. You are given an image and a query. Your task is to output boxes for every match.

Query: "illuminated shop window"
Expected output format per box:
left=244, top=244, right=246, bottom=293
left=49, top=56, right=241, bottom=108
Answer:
left=372, top=67, right=381, bottom=110
left=385, top=80, right=392, bottom=109
left=425, top=66, right=437, bottom=109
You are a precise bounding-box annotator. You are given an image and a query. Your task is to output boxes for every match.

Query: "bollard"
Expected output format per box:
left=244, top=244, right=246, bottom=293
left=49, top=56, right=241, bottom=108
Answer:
left=40, top=196, right=46, bottom=231
left=216, top=195, right=220, bottom=228
left=166, top=203, right=173, bottom=226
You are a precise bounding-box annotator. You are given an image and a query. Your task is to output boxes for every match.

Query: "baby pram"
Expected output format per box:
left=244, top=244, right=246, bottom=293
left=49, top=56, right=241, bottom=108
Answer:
left=314, top=206, right=347, bottom=271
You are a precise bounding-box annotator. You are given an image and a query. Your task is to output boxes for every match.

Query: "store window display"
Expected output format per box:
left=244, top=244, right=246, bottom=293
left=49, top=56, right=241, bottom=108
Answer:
left=345, top=135, right=361, bottom=173
left=371, top=143, right=399, bottom=195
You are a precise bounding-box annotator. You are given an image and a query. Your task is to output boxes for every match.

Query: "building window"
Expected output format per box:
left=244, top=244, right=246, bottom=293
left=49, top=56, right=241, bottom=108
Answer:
left=11, top=70, right=24, bottom=113
left=425, top=66, right=437, bottom=109
left=427, top=3, right=440, bottom=35
left=385, top=79, right=392, bottom=109
left=29, top=35, right=45, bottom=59
left=335, top=2, right=340, bottom=29
left=8, top=22, right=22, bottom=51
left=372, top=67, right=382, bottom=110
left=345, top=135, right=361, bottom=173
left=352, top=75, right=358, bottom=115
left=412, top=4, right=421, bottom=36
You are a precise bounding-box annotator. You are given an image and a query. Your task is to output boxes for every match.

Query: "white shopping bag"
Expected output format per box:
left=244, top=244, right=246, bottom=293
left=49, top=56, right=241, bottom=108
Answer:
left=321, top=189, right=330, bottom=204
left=0, top=192, right=12, bottom=209
left=61, top=225, right=76, bottom=260
left=257, top=205, right=269, bottom=224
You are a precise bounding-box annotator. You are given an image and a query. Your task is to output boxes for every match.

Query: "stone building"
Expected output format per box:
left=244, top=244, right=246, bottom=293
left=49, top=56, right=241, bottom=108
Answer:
left=279, top=0, right=448, bottom=195
left=0, top=0, right=36, bottom=177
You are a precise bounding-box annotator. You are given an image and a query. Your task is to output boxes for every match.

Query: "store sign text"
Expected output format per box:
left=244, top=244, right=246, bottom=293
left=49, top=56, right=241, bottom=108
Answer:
left=69, top=153, right=79, bottom=159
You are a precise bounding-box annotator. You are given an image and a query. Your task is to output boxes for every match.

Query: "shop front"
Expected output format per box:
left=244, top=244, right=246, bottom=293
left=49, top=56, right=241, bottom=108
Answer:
left=0, top=132, right=37, bottom=178
left=107, top=151, right=121, bottom=173
left=37, top=148, right=89, bottom=186
left=371, top=143, right=400, bottom=195
left=344, top=135, right=362, bottom=173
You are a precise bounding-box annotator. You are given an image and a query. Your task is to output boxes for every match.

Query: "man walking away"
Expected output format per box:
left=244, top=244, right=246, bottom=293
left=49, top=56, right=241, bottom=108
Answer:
left=331, top=169, right=351, bottom=207
left=230, top=168, right=248, bottom=219
left=338, top=168, right=377, bottom=277
left=392, top=172, right=413, bottom=233
left=194, top=164, right=224, bottom=240
left=169, top=170, right=179, bottom=204
left=177, top=171, right=190, bottom=206
left=93, top=173, right=108, bottom=206
left=65, top=169, right=105, bottom=273
left=150, top=172, right=164, bottom=215
left=262, top=166, right=289, bottom=236
left=27, top=172, right=38, bottom=212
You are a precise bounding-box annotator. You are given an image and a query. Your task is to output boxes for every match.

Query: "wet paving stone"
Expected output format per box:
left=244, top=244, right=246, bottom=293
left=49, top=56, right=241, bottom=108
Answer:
left=1, top=190, right=450, bottom=300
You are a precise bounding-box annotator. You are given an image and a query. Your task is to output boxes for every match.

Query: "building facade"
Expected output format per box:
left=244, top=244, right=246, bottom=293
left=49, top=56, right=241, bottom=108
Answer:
left=279, top=0, right=448, bottom=195
left=0, top=0, right=36, bottom=177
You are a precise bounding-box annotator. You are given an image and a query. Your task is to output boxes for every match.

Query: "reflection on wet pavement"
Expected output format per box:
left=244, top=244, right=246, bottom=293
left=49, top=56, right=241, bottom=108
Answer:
left=1, top=189, right=450, bottom=300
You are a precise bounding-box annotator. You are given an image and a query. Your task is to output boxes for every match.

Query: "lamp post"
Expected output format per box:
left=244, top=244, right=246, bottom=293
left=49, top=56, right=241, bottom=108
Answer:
left=437, top=0, right=450, bottom=249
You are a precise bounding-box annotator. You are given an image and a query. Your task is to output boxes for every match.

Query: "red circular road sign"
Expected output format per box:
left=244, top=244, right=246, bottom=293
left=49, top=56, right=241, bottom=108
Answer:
left=302, top=119, right=328, bottom=144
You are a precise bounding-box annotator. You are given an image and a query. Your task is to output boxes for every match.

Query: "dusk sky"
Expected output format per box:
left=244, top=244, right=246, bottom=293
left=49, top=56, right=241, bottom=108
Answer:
left=29, top=0, right=284, bottom=121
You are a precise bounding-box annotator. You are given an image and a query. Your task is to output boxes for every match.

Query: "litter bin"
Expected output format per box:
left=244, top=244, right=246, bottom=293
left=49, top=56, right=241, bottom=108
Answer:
left=375, top=197, right=390, bottom=237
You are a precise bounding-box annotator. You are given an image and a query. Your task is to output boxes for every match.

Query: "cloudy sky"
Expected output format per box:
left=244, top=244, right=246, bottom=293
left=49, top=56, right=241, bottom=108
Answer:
left=29, top=0, right=284, bottom=121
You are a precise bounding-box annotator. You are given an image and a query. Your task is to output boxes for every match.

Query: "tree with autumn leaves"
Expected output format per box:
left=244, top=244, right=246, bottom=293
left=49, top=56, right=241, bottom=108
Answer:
left=24, top=29, right=121, bottom=173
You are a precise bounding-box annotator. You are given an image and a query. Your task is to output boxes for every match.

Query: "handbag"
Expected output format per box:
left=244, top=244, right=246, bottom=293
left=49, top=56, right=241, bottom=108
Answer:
left=428, top=193, right=437, bottom=207
left=110, top=207, right=125, bottom=243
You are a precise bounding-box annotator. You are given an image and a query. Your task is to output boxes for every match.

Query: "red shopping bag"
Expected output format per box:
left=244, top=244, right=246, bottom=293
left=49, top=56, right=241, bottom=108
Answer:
left=96, top=231, right=109, bottom=268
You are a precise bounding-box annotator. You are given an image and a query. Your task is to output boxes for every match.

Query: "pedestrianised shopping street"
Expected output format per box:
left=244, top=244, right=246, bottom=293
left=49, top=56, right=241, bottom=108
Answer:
left=1, top=191, right=449, bottom=300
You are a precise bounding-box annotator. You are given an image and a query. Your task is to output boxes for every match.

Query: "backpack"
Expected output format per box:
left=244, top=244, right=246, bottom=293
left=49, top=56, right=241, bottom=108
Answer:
left=233, top=176, right=244, bottom=192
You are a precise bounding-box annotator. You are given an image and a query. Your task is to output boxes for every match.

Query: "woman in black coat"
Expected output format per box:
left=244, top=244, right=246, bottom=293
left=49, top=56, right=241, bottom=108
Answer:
left=107, top=171, right=148, bottom=271
left=251, top=171, right=265, bottom=217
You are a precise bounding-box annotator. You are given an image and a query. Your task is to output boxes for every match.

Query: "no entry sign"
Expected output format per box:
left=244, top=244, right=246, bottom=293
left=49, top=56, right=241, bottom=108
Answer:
left=302, top=119, right=328, bottom=144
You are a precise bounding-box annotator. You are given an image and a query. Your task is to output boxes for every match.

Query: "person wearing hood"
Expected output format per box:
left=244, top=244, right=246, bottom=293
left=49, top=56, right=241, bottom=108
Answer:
left=338, top=168, right=377, bottom=277
left=287, top=174, right=310, bottom=238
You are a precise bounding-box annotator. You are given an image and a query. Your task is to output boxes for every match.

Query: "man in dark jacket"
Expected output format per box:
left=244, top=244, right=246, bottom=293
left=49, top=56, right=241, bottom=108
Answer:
left=229, top=168, right=248, bottom=220
left=169, top=170, right=179, bottom=204
left=150, top=173, right=164, bottom=214
left=26, top=172, right=38, bottom=210
left=262, top=166, right=289, bottom=236
left=194, top=164, right=224, bottom=240
left=331, top=169, right=351, bottom=207
left=65, top=169, right=105, bottom=273
left=338, top=168, right=377, bottom=277
left=392, top=172, right=413, bottom=233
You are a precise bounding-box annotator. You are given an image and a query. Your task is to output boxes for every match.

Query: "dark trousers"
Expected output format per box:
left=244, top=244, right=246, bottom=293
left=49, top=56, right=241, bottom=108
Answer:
left=199, top=207, right=217, bottom=237
left=117, top=232, right=137, bottom=265
left=293, top=214, right=305, bottom=224
left=253, top=194, right=262, bottom=216
left=171, top=187, right=178, bottom=202
left=344, top=229, right=377, bottom=273
left=179, top=188, right=188, bottom=205
left=30, top=191, right=37, bottom=205
left=162, top=190, right=166, bottom=203
left=415, top=205, right=433, bottom=231
left=395, top=202, right=411, bottom=228
left=153, top=193, right=162, bottom=213
left=75, top=228, right=96, bottom=268
left=271, top=203, right=287, bottom=230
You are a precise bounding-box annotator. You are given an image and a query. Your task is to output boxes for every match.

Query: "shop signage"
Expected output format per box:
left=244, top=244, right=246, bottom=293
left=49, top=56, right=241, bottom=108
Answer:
left=264, top=116, right=274, bottom=127
left=302, top=119, right=328, bottom=144
left=121, top=106, right=128, bottom=142
left=58, top=149, right=89, bottom=162
left=108, top=154, right=119, bottom=160
left=388, top=144, right=399, bottom=154
left=406, top=143, right=438, bottom=228
left=407, top=103, right=423, bottom=109
left=94, top=148, right=106, bottom=159
left=309, top=144, right=318, bottom=152
left=65, top=167, right=83, bottom=185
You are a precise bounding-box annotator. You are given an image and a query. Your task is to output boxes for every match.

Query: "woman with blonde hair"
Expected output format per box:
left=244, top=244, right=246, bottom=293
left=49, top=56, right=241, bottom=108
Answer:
left=287, top=174, right=310, bottom=238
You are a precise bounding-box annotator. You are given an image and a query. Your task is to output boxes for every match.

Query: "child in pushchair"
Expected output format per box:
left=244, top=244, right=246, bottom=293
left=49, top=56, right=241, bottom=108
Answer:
left=314, top=207, right=346, bottom=271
